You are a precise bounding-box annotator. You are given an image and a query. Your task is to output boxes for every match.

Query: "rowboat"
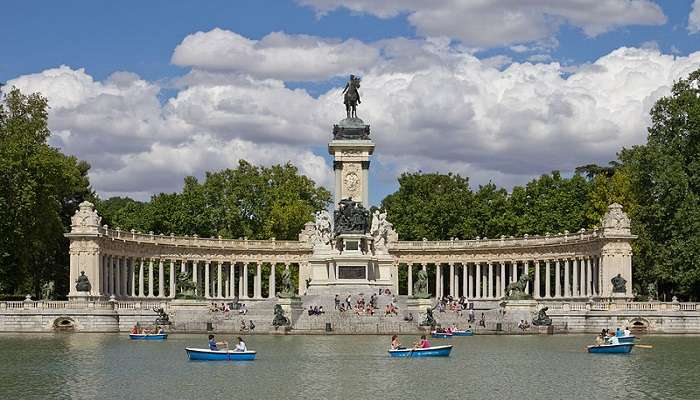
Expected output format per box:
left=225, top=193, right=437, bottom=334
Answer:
left=388, top=345, right=453, bottom=358
left=185, top=347, right=257, bottom=361
left=586, top=343, right=634, bottom=354
left=618, top=335, right=636, bottom=343
left=431, top=331, right=453, bottom=339
left=452, top=330, right=474, bottom=337
left=129, top=333, right=168, bottom=341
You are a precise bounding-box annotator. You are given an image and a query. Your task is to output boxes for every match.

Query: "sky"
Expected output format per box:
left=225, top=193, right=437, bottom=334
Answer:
left=3, top=0, right=700, bottom=205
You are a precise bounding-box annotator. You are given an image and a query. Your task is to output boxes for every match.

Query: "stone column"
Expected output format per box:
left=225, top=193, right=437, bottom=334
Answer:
left=499, top=262, right=506, bottom=298
left=106, top=256, right=113, bottom=295
left=579, top=257, right=585, bottom=298
left=217, top=261, right=223, bottom=299
left=168, top=260, right=175, bottom=298
left=115, top=257, right=122, bottom=297
left=158, top=259, right=165, bottom=298
left=533, top=260, right=540, bottom=299
left=138, top=258, right=145, bottom=297
left=563, top=259, right=570, bottom=297
left=130, top=258, right=136, bottom=297
left=435, top=264, right=441, bottom=298
left=145, top=258, right=153, bottom=298
left=204, top=261, right=211, bottom=299
left=466, top=264, right=472, bottom=299
left=192, top=261, right=198, bottom=296
left=238, top=263, right=244, bottom=298
left=511, top=261, right=517, bottom=283
left=256, top=262, right=262, bottom=299
left=524, top=261, right=530, bottom=294
left=180, top=260, right=187, bottom=274
left=586, top=257, right=593, bottom=297
left=121, top=257, right=128, bottom=297
left=475, top=263, right=481, bottom=299
left=461, top=264, right=467, bottom=298
left=407, top=264, right=413, bottom=297
left=487, top=262, right=493, bottom=299
left=573, top=258, right=580, bottom=297
left=243, top=263, right=249, bottom=298
left=545, top=259, right=551, bottom=299
left=554, top=260, right=561, bottom=298
left=449, top=263, right=455, bottom=297
left=269, top=263, right=276, bottom=298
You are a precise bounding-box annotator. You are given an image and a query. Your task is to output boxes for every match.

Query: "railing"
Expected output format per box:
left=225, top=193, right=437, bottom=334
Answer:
left=392, top=229, right=602, bottom=251
left=95, top=226, right=311, bottom=251
left=0, top=300, right=164, bottom=311
left=536, top=301, right=700, bottom=313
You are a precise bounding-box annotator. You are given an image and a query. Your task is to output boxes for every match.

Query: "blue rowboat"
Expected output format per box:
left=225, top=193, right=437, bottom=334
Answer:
left=129, top=333, right=168, bottom=341
left=587, top=343, right=634, bottom=354
left=389, top=345, right=453, bottom=358
left=618, top=335, right=636, bottom=344
left=431, top=331, right=453, bottom=339
left=185, top=347, right=257, bottom=361
left=452, top=330, right=474, bottom=337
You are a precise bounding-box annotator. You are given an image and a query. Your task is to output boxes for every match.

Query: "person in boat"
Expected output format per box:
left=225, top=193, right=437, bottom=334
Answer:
left=615, top=327, right=622, bottom=337
left=208, top=334, right=227, bottom=351
left=130, top=325, right=138, bottom=334
left=157, top=326, right=165, bottom=334
left=623, top=327, right=631, bottom=337
left=391, top=335, right=405, bottom=350
left=414, top=335, right=431, bottom=349
left=234, top=337, right=247, bottom=352
left=594, top=333, right=605, bottom=346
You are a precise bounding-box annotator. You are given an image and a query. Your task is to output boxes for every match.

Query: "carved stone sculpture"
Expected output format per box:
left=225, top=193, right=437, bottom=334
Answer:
left=75, top=271, right=91, bottom=292
left=272, top=304, right=290, bottom=327
left=506, top=274, right=532, bottom=300
left=153, top=306, right=171, bottom=325
left=532, top=306, right=552, bottom=326
left=611, top=273, right=627, bottom=293
left=41, top=281, right=55, bottom=300
left=601, top=203, right=631, bottom=235
left=370, top=210, right=396, bottom=254
left=412, top=269, right=430, bottom=299
left=70, top=201, right=102, bottom=233
left=419, top=307, right=437, bottom=327
left=311, top=210, right=333, bottom=249
left=175, top=271, right=198, bottom=299
left=334, top=198, right=370, bottom=235
left=342, top=74, right=361, bottom=119
left=277, top=266, right=296, bottom=298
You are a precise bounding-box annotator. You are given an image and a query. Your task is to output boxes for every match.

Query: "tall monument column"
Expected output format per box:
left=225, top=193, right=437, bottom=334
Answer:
left=329, top=123, right=374, bottom=208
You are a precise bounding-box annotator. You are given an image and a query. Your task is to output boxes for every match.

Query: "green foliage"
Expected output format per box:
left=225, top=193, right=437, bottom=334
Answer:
left=99, top=161, right=331, bottom=240
left=0, top=88, right=92, bottom=297
left=619, top=69, right=700, bottom=300
left=382, top=170, right=595, bottom=241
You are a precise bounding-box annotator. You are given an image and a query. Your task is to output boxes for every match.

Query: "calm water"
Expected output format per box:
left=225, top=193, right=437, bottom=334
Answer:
left=0, top=333, right=698, bottom=400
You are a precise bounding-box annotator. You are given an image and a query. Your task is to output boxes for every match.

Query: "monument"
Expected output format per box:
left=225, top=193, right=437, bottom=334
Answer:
left=305, top=75, right=396, bottom=294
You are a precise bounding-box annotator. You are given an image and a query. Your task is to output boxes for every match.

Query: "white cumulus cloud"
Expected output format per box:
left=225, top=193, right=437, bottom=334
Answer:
left=690, top=0, right=700, bottom=34
left=298, top=0, right=667, bottom=48
left=172, top=28, right=380, bottom=81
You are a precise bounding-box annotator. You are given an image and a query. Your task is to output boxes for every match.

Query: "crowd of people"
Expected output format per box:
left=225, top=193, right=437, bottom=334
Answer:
left=210, top=301, right=248, bottom=316
left=308, top=306, right=325, bottom=316
left=332, top=291, right=400, bottom=317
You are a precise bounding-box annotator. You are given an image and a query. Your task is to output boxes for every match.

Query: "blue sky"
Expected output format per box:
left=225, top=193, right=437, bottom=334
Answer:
left=3, top=0, right=700, bottom=205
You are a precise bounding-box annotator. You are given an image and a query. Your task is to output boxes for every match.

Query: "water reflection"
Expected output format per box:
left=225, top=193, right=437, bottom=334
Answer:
left=0, top=333, right=698, bottom=399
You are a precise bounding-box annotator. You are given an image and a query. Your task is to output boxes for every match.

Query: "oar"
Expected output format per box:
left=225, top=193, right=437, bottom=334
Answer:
left=636, top=344, right=653, bottom=349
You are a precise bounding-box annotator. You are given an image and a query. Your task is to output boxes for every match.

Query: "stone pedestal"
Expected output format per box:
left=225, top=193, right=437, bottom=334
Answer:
left=406, top=297, right=433, bottom=314
left=503, top=299, right=538, bottom=325
left=277, top=297, right=303, bottom=316
left=68, top=291, right=99, bottom=303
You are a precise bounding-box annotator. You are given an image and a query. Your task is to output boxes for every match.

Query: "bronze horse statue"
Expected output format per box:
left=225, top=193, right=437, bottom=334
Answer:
left=342, top=75, right=361, bottom=119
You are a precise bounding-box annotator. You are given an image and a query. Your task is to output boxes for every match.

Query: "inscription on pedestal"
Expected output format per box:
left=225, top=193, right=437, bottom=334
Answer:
left=338, top=266, right=366, bottom=280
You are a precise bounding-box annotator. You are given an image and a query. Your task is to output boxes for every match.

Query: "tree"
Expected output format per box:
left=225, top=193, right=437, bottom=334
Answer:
left=100, top=161, right=331, bottom=240
left=381, top=172, right=476, bottom=240
left=0, top=88, right=92, bottom=297
left=619, top=69, right=700, bottom=300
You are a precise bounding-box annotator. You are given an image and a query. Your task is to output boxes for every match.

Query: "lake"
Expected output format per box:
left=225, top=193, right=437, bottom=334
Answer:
left=0, top=333, right=698, bottom=399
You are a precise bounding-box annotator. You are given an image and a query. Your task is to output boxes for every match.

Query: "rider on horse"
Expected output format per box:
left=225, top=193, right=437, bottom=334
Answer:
left=342, top=75, right=361, bottom=119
